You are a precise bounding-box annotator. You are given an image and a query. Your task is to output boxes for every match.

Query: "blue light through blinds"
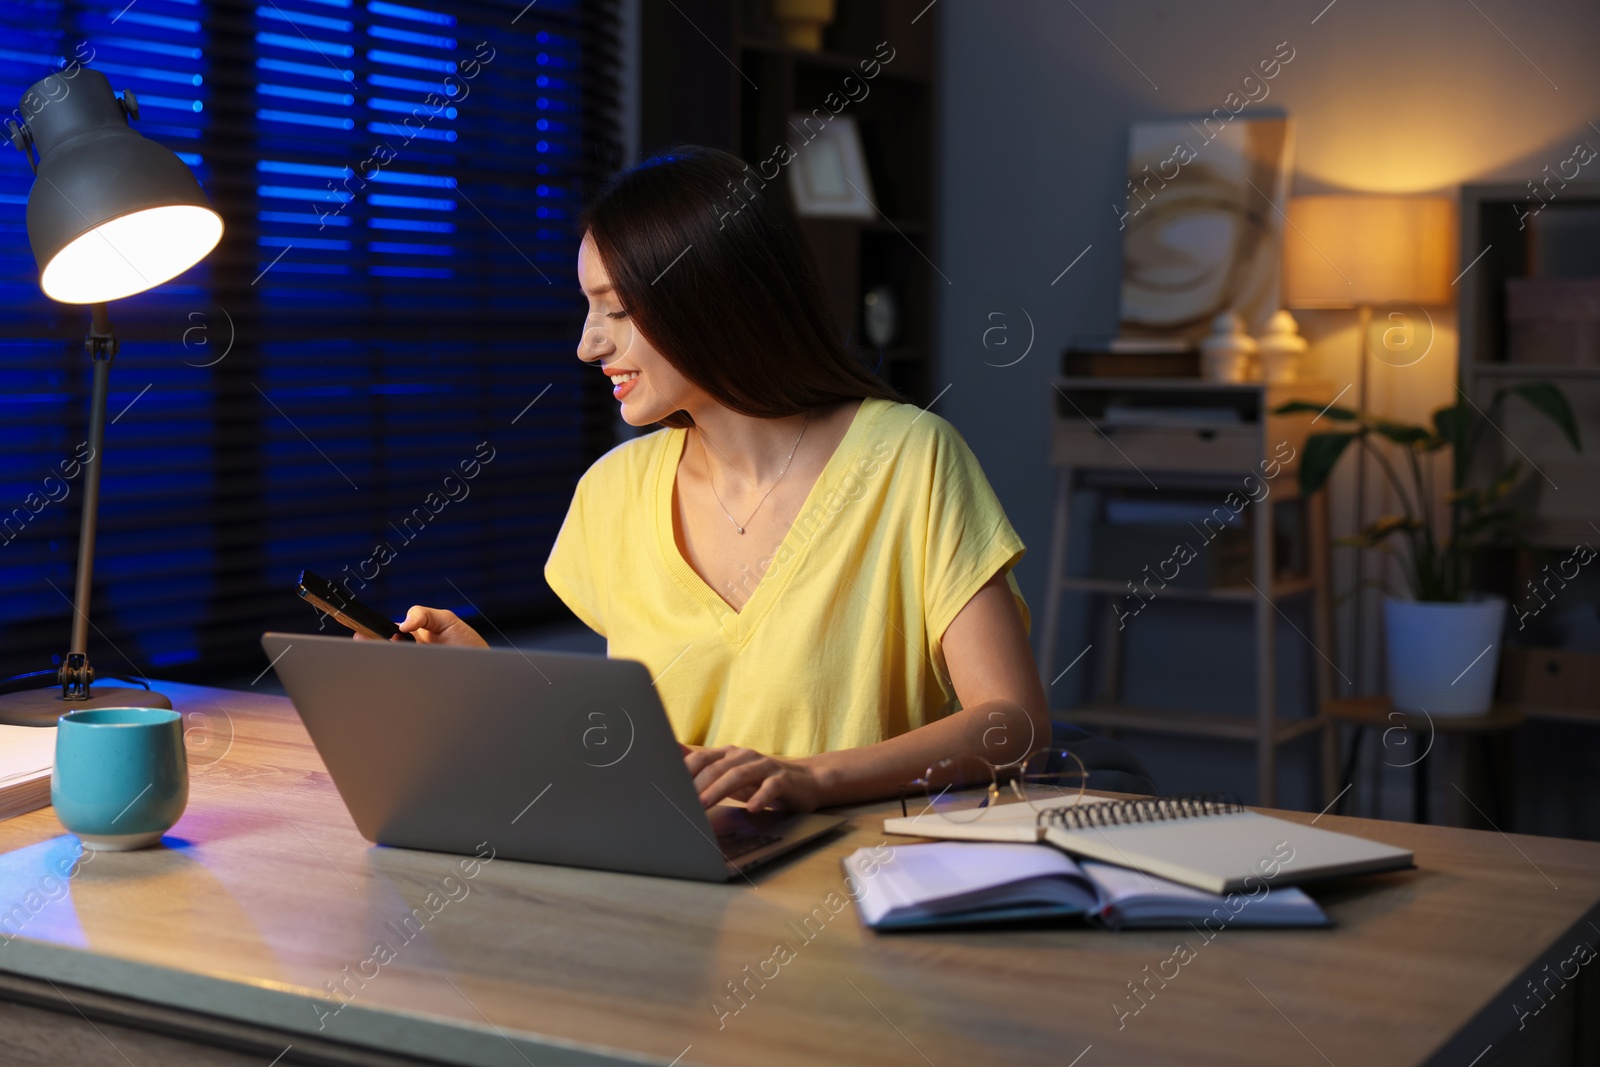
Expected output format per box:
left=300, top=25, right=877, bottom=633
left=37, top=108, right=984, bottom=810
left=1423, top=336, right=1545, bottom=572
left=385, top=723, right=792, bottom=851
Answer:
left=250, top=0, right=608, bottom=652
left=0, top=1, right=213, bottom=672
left=0, top=0, right=621, bottom=684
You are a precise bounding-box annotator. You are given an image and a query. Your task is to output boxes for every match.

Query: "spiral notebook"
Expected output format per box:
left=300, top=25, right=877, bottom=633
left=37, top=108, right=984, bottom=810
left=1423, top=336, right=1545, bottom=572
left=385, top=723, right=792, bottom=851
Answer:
left=885, top=795, right=1413, bottom=895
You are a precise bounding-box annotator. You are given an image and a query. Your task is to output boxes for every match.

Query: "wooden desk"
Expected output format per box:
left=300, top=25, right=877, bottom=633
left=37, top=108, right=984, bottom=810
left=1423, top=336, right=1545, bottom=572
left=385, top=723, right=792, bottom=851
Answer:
left=0, top=683, right=1596, bottom=1066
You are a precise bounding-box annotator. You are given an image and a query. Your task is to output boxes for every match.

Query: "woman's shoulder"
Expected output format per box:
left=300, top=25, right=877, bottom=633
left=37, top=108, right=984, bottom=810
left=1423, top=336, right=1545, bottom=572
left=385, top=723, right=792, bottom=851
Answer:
left=863, top=398, right=977, bottom=459
left=576, top=426, right=676, bottom=496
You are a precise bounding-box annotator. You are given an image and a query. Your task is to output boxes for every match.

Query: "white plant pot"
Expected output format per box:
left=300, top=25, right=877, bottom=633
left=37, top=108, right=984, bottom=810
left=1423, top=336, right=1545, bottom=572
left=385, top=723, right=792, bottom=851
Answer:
left=1383, top=595, right=1507, bottom=716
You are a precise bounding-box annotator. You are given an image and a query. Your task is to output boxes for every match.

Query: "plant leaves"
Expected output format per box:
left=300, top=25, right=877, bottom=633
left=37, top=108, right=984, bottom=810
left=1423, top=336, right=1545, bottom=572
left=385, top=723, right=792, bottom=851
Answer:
left=1367, top=418, right=1433, bottom=447
left=1273, top=400, right=1354, bottom=421
left=1496, top=382, right=1583, bottom=452
left=1341, top=514, right=1421, bottom=548
left=1297, top=431, right=1359, bottom=496
left=1433, top=403, right=1468, bottom=449
left=1289, top=384, right=1578, bottom=602
left=1366, top=514, right=1422, bottom=537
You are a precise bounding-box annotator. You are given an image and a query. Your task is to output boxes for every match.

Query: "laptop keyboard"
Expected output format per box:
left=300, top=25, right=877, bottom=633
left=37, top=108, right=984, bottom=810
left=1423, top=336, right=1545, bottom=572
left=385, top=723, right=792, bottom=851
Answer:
left=716, top=829, right=783, bottom=860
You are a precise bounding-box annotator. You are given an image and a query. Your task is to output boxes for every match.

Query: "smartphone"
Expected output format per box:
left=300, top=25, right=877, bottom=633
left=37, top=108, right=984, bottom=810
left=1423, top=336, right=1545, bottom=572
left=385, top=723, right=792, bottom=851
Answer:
left=296, top=569, right=414, bottom=641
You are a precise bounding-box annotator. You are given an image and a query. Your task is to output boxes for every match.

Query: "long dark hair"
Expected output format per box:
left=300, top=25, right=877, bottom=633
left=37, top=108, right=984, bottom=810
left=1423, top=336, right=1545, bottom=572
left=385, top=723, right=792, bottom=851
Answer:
left=579, top=145, right=903, bottom=429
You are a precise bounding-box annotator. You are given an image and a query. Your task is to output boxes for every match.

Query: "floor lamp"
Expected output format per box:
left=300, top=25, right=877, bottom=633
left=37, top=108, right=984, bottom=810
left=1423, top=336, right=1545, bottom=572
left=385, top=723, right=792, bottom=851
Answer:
left=1282, top=195, right=1454, bottom=697
left=0, top=69, right=223, bottom=726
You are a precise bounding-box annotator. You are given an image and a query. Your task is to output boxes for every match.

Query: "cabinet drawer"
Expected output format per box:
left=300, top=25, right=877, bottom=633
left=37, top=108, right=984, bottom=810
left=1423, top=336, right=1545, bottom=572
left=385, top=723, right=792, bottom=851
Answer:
left=1501, top=647, right=1600, bottom=710
left=1051, top=422, right=1260, bottom=473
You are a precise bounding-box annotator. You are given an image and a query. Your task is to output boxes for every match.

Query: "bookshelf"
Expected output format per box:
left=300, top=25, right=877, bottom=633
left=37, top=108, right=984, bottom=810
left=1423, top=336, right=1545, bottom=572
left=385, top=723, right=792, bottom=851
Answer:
left=1458, top=183, right=1600, bottom=724
left=1458, top=182, right=1600, bottom=548
left=639, top=0, right=939, bottom=403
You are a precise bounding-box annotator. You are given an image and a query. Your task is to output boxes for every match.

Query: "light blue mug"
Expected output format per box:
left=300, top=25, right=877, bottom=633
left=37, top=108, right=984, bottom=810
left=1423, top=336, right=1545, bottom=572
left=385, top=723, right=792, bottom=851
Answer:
left=52, top=707, right=188, bottom=851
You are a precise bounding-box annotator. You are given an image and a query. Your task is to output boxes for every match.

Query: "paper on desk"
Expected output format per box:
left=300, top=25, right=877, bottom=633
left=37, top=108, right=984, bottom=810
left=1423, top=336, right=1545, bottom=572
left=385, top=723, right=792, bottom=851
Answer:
left=883, top=793, right=1108, bottom=842
left=0, top=725, right=55, bottom=785
left=0, top=725, right=56, bottom=823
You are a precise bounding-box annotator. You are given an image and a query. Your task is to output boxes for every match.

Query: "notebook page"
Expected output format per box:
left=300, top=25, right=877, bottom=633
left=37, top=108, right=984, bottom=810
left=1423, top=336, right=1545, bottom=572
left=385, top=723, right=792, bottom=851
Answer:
left=884, top=792, right=1109, bottom=842
left=0, top=726, right=55, bottom=786
left=846, top=842, right=1094, bottom=924
left=1046, top=810, right=1413, bottom=894
left=1079, top=859, right=1326, bottom=926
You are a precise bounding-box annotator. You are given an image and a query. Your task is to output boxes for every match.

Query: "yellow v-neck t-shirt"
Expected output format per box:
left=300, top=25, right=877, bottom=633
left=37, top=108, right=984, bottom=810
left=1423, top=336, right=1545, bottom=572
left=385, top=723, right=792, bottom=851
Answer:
left=543, top=398, right=1028, bottom=757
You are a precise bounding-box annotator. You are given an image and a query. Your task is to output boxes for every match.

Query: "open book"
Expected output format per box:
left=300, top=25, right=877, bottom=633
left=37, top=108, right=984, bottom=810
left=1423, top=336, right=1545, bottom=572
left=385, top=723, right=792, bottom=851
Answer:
left=885, top=794, right=1413, bottom=895
left=0, top=725, right=56, bottom=822
left=844, top=842, right=1329, bottom=930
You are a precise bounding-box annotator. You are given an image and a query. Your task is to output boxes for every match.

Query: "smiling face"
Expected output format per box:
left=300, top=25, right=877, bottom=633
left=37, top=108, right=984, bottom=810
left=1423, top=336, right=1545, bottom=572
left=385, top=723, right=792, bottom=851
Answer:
left=576, top=232, right=699, bottom=427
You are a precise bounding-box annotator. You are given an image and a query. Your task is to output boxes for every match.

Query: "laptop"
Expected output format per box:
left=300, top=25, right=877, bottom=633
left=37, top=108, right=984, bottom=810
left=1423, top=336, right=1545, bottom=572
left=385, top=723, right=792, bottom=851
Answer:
left=259, top=633, right=844, bottom=882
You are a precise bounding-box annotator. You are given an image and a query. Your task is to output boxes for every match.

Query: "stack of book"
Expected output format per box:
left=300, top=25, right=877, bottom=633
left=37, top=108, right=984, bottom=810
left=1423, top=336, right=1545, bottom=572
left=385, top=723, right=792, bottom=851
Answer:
left=0, top=725, right=55, bottom=822
left=845, top=794, right=1412, bottom=931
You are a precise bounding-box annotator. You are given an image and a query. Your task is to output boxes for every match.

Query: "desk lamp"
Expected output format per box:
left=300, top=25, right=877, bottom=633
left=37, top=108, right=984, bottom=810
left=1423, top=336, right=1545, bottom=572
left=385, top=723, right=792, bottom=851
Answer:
left=0, top=68, right=223, bottom=725
left=1283, top=195, right=1453, bottom=694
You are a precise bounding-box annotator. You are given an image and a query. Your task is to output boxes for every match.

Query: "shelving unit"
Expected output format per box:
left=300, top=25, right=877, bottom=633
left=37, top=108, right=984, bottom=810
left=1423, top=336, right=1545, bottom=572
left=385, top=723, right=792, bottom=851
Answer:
left=639, top=0, right=939, bottom=403
left=1038, top=378, right=1338, bottom=807
left=1458, top=182, right=1600, bottom=724
left=1459, top=182, right=1600, bottom=545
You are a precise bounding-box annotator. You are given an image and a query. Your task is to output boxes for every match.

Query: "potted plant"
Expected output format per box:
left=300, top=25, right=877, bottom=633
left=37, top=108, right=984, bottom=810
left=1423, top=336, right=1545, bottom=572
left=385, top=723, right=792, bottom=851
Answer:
left=1276, top=384, right=1581, bottom=714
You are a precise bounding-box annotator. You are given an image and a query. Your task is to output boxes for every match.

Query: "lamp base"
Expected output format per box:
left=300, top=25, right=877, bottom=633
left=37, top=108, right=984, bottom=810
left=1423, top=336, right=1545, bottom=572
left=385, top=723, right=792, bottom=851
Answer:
left=0, top=685, right=172, bottom=728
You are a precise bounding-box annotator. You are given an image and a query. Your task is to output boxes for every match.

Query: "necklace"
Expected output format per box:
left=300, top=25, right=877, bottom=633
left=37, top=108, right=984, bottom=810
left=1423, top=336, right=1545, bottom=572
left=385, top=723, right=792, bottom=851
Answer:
left=697, top=412, right=811, bottom=535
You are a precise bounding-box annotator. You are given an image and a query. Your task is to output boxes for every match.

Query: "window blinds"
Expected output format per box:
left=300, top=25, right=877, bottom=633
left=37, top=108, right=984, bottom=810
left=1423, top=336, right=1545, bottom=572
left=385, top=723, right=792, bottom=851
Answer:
left=0, top=0, right=620, bottom=683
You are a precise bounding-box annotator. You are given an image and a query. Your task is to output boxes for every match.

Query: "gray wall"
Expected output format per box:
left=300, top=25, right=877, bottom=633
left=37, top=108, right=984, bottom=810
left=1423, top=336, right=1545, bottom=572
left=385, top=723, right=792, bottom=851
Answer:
left=933, top=0, right=1600, bottom=813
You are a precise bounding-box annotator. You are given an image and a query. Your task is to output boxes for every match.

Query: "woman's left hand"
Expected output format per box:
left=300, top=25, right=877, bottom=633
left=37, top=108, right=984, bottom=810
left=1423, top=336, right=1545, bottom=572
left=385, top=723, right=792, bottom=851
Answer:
left=685, top=746, right=826, bottom=812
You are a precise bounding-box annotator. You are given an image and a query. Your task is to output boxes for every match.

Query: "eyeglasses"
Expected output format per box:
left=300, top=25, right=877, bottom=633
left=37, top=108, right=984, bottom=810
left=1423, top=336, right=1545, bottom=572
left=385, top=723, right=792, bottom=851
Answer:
left=898, top=748, right=1089, bottom=822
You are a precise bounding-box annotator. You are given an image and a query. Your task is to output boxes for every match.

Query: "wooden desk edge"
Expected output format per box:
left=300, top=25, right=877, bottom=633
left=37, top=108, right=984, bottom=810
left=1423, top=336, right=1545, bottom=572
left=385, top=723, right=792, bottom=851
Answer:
left=0, top=934, right=682, bottom=1067
left=0, top=966, right=444, bottom=1067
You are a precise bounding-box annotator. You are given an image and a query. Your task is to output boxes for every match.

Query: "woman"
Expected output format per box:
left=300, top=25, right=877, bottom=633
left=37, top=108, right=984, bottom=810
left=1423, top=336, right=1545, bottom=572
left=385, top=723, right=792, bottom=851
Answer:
left=394, top=147, right=1049, bottom=813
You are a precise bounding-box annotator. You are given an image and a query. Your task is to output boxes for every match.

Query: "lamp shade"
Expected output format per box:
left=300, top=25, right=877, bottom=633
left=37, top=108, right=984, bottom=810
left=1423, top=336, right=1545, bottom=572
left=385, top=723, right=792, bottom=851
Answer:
left=1283, top=195, right=1455, bottom=308
left=17, top=69, right=222, bottom=304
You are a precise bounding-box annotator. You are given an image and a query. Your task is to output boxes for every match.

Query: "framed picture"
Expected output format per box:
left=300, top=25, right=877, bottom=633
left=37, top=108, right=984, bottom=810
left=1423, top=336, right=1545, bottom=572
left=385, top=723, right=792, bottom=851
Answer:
left=1117, top=116, right=1295, bottom=341
left=788, top=114, right=876, bottom=220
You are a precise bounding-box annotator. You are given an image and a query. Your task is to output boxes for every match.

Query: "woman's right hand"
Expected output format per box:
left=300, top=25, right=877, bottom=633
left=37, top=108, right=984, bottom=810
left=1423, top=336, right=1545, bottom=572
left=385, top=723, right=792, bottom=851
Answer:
left=395, top=605, right=489, bottom=647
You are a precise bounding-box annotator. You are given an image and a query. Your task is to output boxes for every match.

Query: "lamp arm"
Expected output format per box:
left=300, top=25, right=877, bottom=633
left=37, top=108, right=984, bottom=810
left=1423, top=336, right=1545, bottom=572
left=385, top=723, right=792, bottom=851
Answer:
left=61, top=302, right=118, bottom=699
